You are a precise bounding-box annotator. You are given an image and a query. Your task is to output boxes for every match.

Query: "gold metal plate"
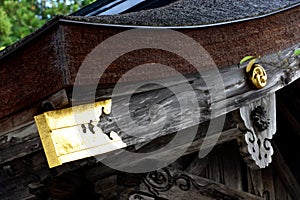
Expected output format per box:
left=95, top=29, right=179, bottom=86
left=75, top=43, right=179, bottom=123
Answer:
left=249, top=64, right=267, bottom=89
left=34, top=99, right=126, bottom=168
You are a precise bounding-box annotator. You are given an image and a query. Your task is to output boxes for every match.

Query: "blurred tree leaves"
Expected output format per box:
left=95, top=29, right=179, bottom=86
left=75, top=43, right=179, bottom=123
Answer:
left=0, top=6, right=12, bottom=47
left=0, top=0, right=95, bottom=48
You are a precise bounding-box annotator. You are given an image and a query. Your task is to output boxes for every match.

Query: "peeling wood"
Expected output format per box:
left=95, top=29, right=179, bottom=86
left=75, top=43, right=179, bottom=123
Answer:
left=0, top=43, right=298, bottom=171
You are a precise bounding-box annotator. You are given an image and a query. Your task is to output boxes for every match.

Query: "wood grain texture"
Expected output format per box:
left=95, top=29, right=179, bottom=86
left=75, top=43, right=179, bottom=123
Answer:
left=139, top=168, right=264, bottom=200
left=0, top=24, right=67, bottom=119
left=0, top=89, right=69, bottom=134
left=62, top=5, right=300, bottom=86
left=0, top=5, right=299, bottom=120
left=272, top=143, right=300, bottom=200
left=0, top=43, right=299, bottom=166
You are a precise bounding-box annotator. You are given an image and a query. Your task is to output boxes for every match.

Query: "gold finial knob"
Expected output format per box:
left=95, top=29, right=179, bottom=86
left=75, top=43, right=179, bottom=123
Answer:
left=248, top=64, right=267, bottom=89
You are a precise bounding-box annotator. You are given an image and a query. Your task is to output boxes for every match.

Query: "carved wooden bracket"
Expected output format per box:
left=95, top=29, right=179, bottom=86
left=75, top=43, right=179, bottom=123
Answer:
left=237, top=93, right=276, bottom=169
left=129, top=168, right=264, bottom=200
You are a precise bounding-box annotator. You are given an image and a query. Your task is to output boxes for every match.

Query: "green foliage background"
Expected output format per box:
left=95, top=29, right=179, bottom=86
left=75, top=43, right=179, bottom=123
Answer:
left=0, top=0, right=95, bottom=48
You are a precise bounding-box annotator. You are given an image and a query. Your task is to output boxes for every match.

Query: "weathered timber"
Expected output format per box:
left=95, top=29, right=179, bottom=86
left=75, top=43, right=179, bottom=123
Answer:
left=237, top=93, right=277, bottom=169
left=0, top=22, right=68, bottom=119
left=0, top=114, right=238, bottom=166
left=184, top=149, right=217, bottom=176
left=221, top=141, right=244, bottom=191
left=0, top=123, right=40, bottom=164
left=74, top=47, right=300, bottom=148
left=246, top=168, right=264, bottom=197
left=0, top=4, right=299, bottom=119
left=138, top=167, right=264, bottom=200
left=76, top=46, right=300, bottom=151
left=277, top=99, right=300, bottom=137
left=261, top=166, right=276, bottom=200
left=272, top=143, right=300, bottom=200
left=0, top=89, right=69, bottom=134
left=0, top=43, right=299, bottom=166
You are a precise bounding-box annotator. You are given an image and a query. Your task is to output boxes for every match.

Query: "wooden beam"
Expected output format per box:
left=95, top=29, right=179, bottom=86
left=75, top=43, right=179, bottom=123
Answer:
left=184, top=149, right=216, bottom=176
left=0, top=115, right=239, bottom=166
left=247, top=168, right=264, bottom=197
left=272, top=143, right=300, bottom=200
left=138, top=167, right=264, bottom=200
left=0, top=89, right=69, bottom=134
left=277, top=99, right=300, bottom=137
left=0, top=45, right=299, bottom=166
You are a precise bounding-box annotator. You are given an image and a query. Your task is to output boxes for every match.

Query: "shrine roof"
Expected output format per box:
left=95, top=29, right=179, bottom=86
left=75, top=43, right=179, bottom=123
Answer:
left=67, top=0, right=300, bottom=27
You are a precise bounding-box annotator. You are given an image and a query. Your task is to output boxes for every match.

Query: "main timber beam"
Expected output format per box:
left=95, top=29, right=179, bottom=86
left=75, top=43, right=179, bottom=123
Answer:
left=0, top=4, right=300, bottom=119
left=134, top=167, right=264, bottom=200
left=0, top=44, right=299, bottom=167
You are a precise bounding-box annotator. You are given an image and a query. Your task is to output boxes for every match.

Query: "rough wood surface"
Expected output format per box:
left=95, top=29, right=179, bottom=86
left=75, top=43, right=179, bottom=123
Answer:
left=261, top=166, right=276, bottom=200
left=247, top=168, right=264, bottom=197
left=139, top=168, right=264, bottom=200
left=0, top=89, right=69, bottom=134
left=272, top=143, right=300, bottom=200
left=237, top=93, right=276, bottom=169
left=1, top=5, right=299, bottom=120
left=277, top=99, right=300, bottom=137
left=0, top=43, right=299, bottom=166
left=0, top=24, right=67, bottom=119
left=0, top=115, right=238, bottom=166
left=63, top=5, right=300, bottom=86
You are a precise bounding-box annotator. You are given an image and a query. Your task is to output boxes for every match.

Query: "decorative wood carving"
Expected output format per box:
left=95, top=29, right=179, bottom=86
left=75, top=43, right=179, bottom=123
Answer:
left=237, top=93, right=276, bottom=169
left=137, top=168, right=264, bottom=200
left=34, top=99, right=127, bottom=168
left=129, top=193, right=157, bottom=200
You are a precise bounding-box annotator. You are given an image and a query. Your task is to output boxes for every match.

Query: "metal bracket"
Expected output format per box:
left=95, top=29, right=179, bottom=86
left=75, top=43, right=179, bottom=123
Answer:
left=34, top=99, right=127, bottom=168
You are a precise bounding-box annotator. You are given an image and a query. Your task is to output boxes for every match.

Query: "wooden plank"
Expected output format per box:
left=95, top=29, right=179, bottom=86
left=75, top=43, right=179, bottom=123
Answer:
left=70, top=45, right=300, bottom=152
left=63, top=5, right=300, bottom=86
left=139, top=168, right=264, bottom=200
left=277, top=99, right=300, bottom=137
left=261, top=166, right=276, bottom=200
left=273, top=170, right=289, bottom=200
left=0, top=21, right=67, bottom=119
left=0, top=89, right=69, bottom=134
left=0, top=117, right=239, bottom=166
left=1, top=44, right=299, bottom=166
left=184, top=149, right=217, bottom=176
left=272, top=143, right=300, bottom=200
left=0, top=188, right=36, bottom=200
left=208, top=149, right=222, bottom=184
left=222, top=141, right=243, bottom=191
left=247, top=168, right=264, bottom=197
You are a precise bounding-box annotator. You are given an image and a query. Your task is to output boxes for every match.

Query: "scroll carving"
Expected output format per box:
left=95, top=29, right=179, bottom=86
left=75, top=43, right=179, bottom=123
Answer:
left=139, top=168, right=245, bottom=199
left=237, top=93, right=276, bottom=169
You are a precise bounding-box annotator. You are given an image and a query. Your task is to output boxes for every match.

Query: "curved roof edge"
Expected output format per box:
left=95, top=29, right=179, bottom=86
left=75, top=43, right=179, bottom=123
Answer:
left=0, top=1, right=300, bottom=60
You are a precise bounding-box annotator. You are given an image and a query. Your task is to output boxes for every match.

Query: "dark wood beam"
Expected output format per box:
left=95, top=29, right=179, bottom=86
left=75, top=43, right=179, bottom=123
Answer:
left=0, top=46, right=299, bottom=166
left=277, top=99, right=300, bottom=137
left=137, top=167, right=264, bottom=200
left=0, top=89, right=69, bottom=134
left=272, top=143, right=300, bottom=200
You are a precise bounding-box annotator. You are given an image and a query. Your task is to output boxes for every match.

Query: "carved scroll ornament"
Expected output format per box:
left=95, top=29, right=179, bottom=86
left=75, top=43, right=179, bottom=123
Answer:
left=238, top=93, right=276, bottom=169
